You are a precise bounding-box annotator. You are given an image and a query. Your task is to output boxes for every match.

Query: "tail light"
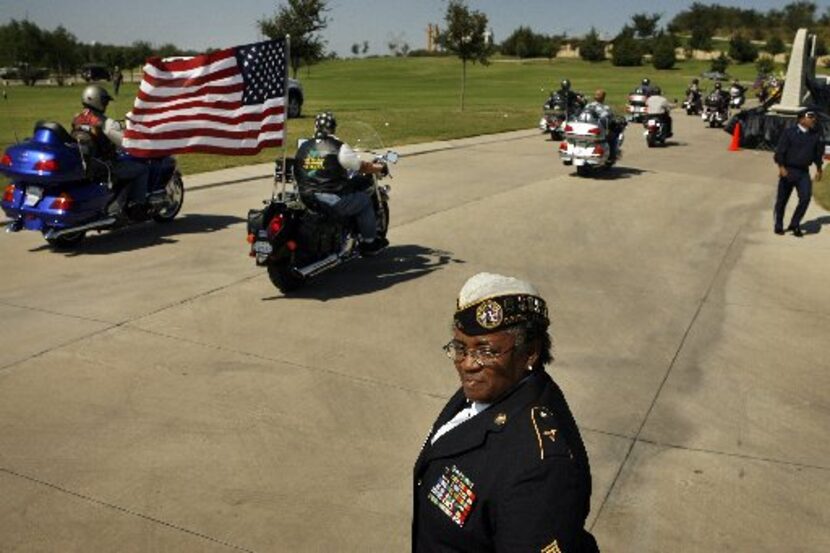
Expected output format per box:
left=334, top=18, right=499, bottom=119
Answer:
left=2, top=184, right=14, bottom=203
left=34, top=158, right=59, bottom=172
left=49, top=192, right=73, bottom=211
left=559, top=141, right=568, bottom=151
left=246, top=233, right=255, bottom=244
left=268, top=213, right=285, bottom=237
left=588, top=127, right=601, bottom=135
left=1, top=154, right=11, bottom=167
left=564, top=125, right=573, bottom=133
left=594, top=145, right=605, bottom=157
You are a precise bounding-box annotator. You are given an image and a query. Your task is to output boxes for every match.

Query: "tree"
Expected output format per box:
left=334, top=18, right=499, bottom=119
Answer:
left=652, top=33, right=677, bottom=70
left=579, top=28, right=605, bottom=62
left=711, top=52, right=730, bottom=73
left=546, top=36, right=563, bottom=61
left=611, top=26, right=643, bottom=67
left=258, top=0, right=329, bottom=78
left=765, top=35, right=785, bottom=56
left=125, top=40, right=153, bottom=80
left=362, top=41, right=369, bottom=54
left=631, top=13, right=661, bottom=38
left=729, top=33, right=758, bottom=63
left=783, top=1, right=817, bottom=32
left=755, top=55, right=776, bottom=75
left=42, top=26, right=80, bottom=85
left=350, top=43, right=359, bottom=56
left=438, top=0, right=493, bottom=111
left=689, top=25, right=713, bottom=52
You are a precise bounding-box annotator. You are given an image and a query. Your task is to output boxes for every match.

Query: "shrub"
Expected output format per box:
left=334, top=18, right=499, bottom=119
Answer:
left=755, top=55, right=776, bottom=75
left=729, top=33, right=758, bottom=63
left=711, top=52, right=730, bottom=73
left=579, top=28, right=605, bottom=62
left=652, top=33, right=677, bottom=69
left=612, top=28, right=643, bottom=66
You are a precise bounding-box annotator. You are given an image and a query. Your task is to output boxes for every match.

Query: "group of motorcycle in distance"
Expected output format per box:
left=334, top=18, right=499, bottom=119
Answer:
left=0, top=76, right=761, bottom=291
left=540, top=78, right=751, bottom=176
left=0, top=118, right=398, bottom=292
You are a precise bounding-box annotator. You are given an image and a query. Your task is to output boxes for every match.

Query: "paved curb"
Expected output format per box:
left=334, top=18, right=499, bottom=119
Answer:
left=0, top=128, right=540, bottom=226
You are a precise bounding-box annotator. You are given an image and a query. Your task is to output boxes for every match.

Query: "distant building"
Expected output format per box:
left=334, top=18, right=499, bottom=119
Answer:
left=427, top=24, right=441, bottom=52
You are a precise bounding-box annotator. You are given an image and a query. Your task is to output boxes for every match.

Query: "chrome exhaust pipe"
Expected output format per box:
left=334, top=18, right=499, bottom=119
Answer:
left=295, top=237, right=356, bottom=278
left=5, top=220, right=23, bottom=233
left=44, top=217, right=117, bottom=239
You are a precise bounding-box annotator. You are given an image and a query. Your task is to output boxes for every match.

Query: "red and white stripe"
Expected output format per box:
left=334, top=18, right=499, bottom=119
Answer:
left=123, top=48, right=284, bottom=157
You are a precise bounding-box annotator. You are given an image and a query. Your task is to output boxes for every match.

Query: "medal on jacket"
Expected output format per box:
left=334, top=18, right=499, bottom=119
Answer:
left=428, top=465, right=476, bottom=527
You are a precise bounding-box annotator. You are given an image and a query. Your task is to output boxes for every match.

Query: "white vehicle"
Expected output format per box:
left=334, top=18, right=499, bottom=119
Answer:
left=558, top=112, right=624, bottom=177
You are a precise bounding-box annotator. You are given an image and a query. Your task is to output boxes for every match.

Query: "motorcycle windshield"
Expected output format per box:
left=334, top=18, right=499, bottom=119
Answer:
left=337, top=121, right=386, bottom=155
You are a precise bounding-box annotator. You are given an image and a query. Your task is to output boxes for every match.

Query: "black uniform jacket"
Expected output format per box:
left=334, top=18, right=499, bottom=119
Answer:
left=413, top=370, right=599, bottom=553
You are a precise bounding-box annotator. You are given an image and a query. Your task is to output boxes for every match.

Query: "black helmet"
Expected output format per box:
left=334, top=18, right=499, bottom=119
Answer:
left=642, top=78, right=651, bottom=86
left=314, top=111, right=337, bottom=138
left=692, top=78, right=699, bottom=84
left=653, top=86, right=662, bottom=95
left=81, top=85, right=113, bottom=112
left=561, top=79, right=571, bottom=91
left=714, top=81, right=722, bottom=90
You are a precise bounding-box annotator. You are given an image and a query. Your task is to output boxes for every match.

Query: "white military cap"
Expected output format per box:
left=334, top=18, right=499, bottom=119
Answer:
left=454, top=272, right=549, bottom=335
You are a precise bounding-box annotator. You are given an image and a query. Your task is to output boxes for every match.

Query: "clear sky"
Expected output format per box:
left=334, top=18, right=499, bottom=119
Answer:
left=1, top=0, right=827, bottom=57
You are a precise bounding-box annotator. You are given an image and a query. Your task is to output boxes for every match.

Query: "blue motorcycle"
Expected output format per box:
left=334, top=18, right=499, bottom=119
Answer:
left=1, top=121, right=184, bottom=248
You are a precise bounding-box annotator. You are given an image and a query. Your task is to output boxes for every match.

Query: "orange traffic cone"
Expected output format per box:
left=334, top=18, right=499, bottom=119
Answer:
left=728, top=121, right=741, bottom=151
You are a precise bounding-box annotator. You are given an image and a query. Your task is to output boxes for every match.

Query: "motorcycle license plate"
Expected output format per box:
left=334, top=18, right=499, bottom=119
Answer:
left=24, top=185, right=43, bottom=206
left=253, top=241, right=273, bottom=255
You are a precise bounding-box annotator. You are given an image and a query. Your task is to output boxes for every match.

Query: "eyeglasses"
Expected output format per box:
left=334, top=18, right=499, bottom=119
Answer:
left=443, top=341, right=517, bottom=367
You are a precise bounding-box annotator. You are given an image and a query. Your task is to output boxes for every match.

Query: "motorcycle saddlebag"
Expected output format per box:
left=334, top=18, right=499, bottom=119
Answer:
left=247, top=201, right=281, bottom=236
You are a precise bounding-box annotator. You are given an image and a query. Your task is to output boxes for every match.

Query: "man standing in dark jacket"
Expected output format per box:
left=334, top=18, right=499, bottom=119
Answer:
left=773, top=108, right=825, bottom=237
left=413, top=273, right=599, bottom=553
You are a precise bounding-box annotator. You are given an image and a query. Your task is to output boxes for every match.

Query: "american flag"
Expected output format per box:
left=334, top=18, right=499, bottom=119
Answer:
left=123, top=39, right=287, bottom=157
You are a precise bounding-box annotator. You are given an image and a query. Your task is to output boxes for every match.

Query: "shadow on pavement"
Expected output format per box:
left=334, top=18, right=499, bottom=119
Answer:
left=262, top=244, right=465, bottom=301
left=801, top=215, right=830, bottom=235
left=31, top=213, right=245, bottom=256
left=570, top=166, right=650, bottom=181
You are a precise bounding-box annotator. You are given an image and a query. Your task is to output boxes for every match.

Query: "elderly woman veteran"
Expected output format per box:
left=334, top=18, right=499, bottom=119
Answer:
left=412, top=273, right=599, bottom=553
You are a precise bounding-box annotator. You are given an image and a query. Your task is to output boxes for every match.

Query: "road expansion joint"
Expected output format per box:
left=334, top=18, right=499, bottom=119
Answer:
left=0, top=467, right=257, bottom=552
left=589, top=222, right=745, bottom=531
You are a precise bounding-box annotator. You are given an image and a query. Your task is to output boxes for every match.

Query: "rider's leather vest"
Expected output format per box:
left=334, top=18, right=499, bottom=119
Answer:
left=294, top=136, right=349, bottom=196
left=71, top=108, right=117, bottom=161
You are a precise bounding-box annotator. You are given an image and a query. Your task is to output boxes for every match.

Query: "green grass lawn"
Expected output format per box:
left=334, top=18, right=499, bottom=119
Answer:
left=0, top=57, right=763, bottom=176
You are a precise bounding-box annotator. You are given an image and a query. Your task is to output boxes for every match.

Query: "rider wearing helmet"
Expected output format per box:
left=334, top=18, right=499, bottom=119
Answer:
left=556, top=78, right=586, bottom=117
left=71, top=84, right=148, bottom=217
left=294, top=111, right=389, bottom=256
left=645, top=85, right=674, bottom=137
left=687, top=78, right=700, bottom=94
left=640, top=77, right=654, bottom=96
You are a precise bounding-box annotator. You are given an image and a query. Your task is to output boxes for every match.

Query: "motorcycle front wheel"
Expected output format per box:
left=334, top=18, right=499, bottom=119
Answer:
left=267, top=261, right=305, bottom=293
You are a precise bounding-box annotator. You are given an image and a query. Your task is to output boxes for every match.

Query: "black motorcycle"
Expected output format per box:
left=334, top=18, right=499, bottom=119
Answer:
left=703, top=92, right=729, bottom=128
left=247, top=149, right=396, bottom=293
left=683, top=88, right=703, bottom=115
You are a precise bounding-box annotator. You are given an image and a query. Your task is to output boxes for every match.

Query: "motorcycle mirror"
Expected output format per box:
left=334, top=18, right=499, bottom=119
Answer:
left=386, top=151, right=399, bottom=164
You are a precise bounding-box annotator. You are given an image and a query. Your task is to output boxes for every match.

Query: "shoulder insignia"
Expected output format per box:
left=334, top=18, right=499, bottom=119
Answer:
left=494, top=412, right=508, bottom=426
left=530, top=406, right=568, bottom=460
left=541, top=539, right=563, bottom=553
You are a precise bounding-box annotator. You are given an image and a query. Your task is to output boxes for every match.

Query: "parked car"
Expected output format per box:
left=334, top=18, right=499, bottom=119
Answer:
left=80, top=64, right=111, bottom=82
left=287, top=78, right=303, bottom=118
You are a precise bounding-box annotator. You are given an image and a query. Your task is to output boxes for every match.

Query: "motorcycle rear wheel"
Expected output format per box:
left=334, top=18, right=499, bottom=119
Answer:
left=576, top=165, right=590, bottom=177
left=267, top=261, right=305, bottom=293
left=46, top=230, right=86, bottom=249
left=646, top=135, right=656, bottom=148
left=153, top=172, right=185, bottom=223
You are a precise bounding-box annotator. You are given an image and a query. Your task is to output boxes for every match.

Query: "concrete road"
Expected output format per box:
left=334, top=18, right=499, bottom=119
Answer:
left=1, top=114, right=828, bottom=552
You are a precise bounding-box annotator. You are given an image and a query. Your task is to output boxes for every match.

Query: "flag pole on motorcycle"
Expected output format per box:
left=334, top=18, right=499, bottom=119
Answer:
left=278, top=35, right=291, bottom=199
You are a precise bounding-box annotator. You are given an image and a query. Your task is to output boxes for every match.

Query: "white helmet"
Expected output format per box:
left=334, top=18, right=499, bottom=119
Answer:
left=81, top=85, right=113, bottom=112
